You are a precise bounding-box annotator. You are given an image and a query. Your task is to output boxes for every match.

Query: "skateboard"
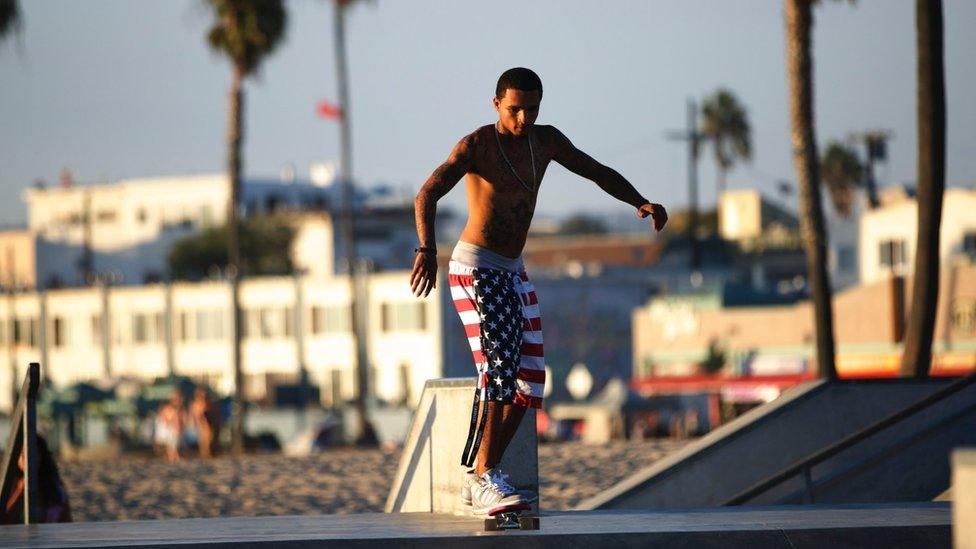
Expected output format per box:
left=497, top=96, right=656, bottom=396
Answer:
left=483, top=503, right=540, bottom=531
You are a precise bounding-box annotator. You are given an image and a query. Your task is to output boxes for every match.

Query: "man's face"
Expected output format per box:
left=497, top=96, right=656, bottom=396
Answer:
left=493, top=88, right=541, bottom=136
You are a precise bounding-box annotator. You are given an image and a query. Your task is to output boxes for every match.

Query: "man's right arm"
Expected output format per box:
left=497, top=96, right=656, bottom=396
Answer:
left=411, top=133, right=475, bottom=297
left=414, top=133, right=475, bottom=248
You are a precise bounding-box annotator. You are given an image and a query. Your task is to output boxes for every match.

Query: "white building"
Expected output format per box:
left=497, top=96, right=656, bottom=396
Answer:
left=0, top=271, right=451, bottom=411
left=860, top=186, right=976, bottom=284
left=19, top=173, right=418, bottom=287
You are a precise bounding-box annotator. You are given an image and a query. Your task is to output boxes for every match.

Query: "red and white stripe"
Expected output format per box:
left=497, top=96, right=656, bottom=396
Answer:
left=448, top=262, right=546, bottom=409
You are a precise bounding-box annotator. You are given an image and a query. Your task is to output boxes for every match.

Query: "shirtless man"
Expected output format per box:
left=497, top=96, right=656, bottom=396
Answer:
left=411, top=67, right=667, bottom=515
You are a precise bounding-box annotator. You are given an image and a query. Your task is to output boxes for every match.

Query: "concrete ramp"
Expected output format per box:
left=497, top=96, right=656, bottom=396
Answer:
left=578, top=378, right=959, bottom=510
left=753, top=376, right=976, bottom=505
left=384, top=378, right=538, bottom=514
left=0, top=504, right=951, bottom=548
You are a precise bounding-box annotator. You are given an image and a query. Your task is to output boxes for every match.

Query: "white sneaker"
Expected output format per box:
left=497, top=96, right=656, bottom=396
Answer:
left=461, top=469, right=537, bottom=506
left=489, top=468, right=538, bottom=504
left=460, top=470, right=480, bottom=506
left=469, top=470, right=523, bottom=515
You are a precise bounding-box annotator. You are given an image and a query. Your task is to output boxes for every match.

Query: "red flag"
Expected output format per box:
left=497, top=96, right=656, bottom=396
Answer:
left=316, top=100, right=343, bottom=120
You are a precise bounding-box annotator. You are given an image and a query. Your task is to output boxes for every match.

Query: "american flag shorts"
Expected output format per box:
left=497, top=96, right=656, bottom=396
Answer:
left=448, top=261, right=546, bottom=409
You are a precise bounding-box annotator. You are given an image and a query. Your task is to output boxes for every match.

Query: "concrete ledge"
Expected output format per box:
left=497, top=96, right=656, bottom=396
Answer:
left=385, top=378, right=538, bottom=514
left=0, top=503, right=950, bottom=548
left=955, top=449, right=976, bottom=549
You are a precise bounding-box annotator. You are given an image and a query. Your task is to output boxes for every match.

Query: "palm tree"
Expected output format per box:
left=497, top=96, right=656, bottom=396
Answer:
left=2, top=0, right=21, bottom=410
left=330, top=0, right=377, bottom=446
left=820, top=141, right=863, bottom=218
left=701, top=88, right=752, bottom=197
left=0, top=0, right=21, bottom=42
left=901, top=0, right=945, bottom=377
left=784, top=0, right=837, bottom=379
left=0, top=0, right=20, bottom=48
left=205, top=0, right=287, bottom=455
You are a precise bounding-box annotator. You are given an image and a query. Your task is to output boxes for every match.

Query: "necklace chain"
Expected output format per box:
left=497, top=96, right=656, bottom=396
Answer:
left=494, top=123, right=536, bottom=193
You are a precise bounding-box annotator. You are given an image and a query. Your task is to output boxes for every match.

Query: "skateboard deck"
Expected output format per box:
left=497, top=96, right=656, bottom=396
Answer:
left=483, top=503, right=540, bottom=531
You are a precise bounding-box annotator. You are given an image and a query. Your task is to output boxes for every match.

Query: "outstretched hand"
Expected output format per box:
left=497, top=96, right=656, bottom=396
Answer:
left=637, top=203, right=668, bottom=232
left=410, top=253, right=438, bottom=298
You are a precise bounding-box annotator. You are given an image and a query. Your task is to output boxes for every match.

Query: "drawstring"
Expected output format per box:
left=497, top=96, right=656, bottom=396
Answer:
left=461, top=272, right=491, bottom=467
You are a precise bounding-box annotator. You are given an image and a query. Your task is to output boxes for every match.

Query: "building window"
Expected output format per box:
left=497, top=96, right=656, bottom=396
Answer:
left=52, top=317, right=66, bottom=348
left=132, top=312, right=165, bottom=344
left=245, top=307, right=294, bottom=339
left=196, top=309, right=224, bottom=341
left=177, top=309, right=224, bottom=342
left=96, top=210, right=117, bottom=223
left=15, top=318, right=39, bottom=347
left=879, top=239, right=908, bottom=270
left=963, top=232, right=976, bottom=255
left=91, top=314, right=103, bottom=345
left=311, top=305, right=351, bottom=334
left=381, top=302, right=426, bottom=332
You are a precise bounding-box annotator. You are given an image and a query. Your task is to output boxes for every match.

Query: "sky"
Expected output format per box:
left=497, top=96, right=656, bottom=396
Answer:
left=1, top=0, right=974, bottom=228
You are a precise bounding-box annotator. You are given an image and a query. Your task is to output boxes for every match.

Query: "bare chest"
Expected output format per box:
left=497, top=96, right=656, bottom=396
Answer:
left=472, top=133, right=553, bottom=195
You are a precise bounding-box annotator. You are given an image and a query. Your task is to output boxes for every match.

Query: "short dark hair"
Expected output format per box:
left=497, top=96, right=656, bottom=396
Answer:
left=495, top=67, right=543, bottom=99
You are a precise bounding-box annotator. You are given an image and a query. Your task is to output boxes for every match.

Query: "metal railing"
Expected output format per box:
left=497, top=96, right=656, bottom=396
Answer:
left=0, top=362, right=41, bottom=524
left=723, top=370, right=976, bottom=506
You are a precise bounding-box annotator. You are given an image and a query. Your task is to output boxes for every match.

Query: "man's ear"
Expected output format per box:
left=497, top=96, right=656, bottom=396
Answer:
left=492, top=96, right=500, bottom=110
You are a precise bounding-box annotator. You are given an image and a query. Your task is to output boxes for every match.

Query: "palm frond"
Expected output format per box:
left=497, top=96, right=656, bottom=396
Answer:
left=0, top=0, right=23, bottom=44
left=205, top=0, right=287, bottom=76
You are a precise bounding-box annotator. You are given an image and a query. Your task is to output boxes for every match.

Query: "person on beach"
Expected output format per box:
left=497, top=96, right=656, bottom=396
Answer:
left=411, top=67, right=667, bottom=514
left=190, top=387, right=220, bottom=458
left=155, top=390, right=185, bottom=462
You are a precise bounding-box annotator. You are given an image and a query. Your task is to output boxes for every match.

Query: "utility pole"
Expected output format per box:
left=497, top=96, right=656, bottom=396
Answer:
left=6, top=246, right=16, bottom=412
left=333, top=2, right=377, bottom=446
left=667, top=98, right=709, bottom=278
left=80, top=188, right=94, bottom=284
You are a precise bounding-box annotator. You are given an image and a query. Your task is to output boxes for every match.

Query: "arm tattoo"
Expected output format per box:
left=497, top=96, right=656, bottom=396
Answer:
left=414, top=134, right=476, bottom=247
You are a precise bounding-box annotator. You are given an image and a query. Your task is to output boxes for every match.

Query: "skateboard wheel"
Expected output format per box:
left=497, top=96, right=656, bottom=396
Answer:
left=518, top=516, right=540, bottom=530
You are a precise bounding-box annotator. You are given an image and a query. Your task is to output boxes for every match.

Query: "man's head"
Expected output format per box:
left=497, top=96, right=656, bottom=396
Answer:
left=493, top=67, right=542, bottom=136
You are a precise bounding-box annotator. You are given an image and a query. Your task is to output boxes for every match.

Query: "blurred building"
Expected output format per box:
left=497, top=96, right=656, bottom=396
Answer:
left=718, top=188, right=860, bottom=290
left=632, top=257, right=976, bottom=399
left=0, top=229, right=38, bottom=288
left=19, top=173, right=419, bottom=287
left=860, top=186, right=976, bottom=284
left=0, top=271, right=447, bottom=411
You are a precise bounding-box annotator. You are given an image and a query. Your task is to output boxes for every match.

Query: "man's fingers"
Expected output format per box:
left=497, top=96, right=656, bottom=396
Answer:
left=411, top=269, right=426, bottom=295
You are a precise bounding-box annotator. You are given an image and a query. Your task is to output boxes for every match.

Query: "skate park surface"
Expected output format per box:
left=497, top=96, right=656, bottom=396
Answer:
left=3, top=377, right=969, bottom=547
left=0, top=503, right=951, bottom=548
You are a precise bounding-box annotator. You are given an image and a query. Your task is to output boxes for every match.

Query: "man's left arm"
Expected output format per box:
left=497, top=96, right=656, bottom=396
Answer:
left=550, top=127, right=667, bottom=231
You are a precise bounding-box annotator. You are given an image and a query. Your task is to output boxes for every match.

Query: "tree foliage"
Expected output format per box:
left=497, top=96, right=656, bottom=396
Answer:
left=0, top=0, right=21, bottom=49
left=701, top=88, right=752, bottom=193
left=168, top=216, right=295, bottom=280
left=559, top=214, right=608, bottom=235
left=206, top=0, right=287, bottom=76
left=820, top=141, right=863, bottom=217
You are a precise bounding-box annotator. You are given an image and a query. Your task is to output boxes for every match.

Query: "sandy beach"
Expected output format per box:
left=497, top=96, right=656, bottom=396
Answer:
left=59, top=439, right=689, bottom=522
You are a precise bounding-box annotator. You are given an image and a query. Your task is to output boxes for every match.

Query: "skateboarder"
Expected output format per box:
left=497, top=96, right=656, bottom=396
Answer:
left=411, top=67, right=667, bottom=515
